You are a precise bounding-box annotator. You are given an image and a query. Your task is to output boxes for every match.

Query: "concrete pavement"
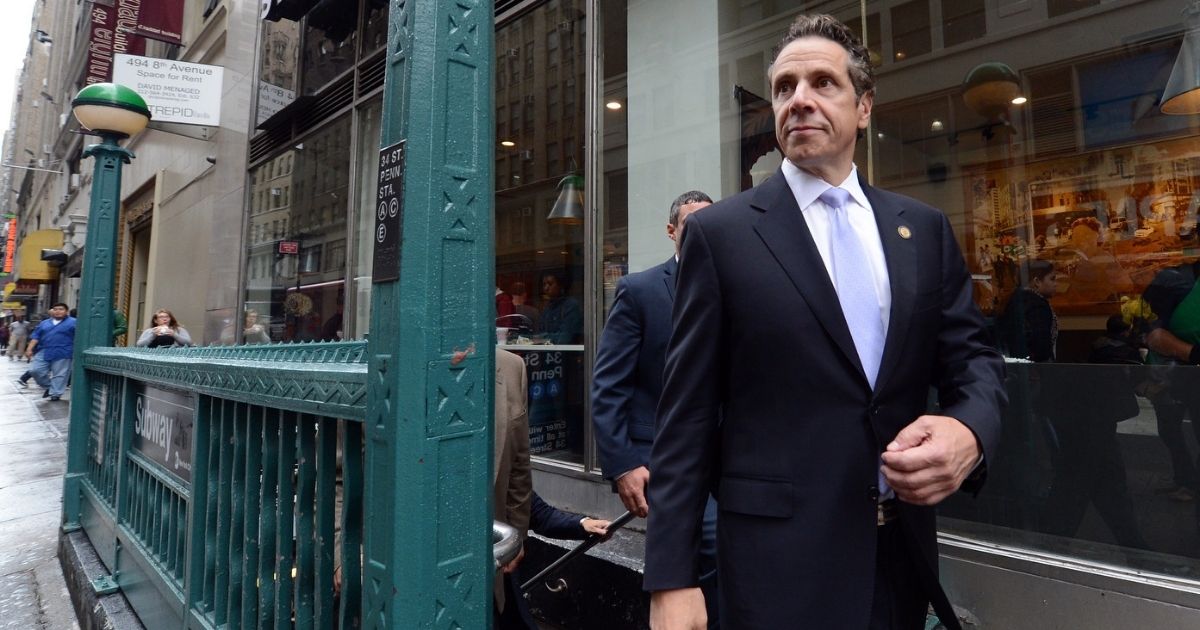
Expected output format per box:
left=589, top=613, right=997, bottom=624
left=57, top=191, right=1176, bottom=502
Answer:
left=0, top=357, right=80, bottom=630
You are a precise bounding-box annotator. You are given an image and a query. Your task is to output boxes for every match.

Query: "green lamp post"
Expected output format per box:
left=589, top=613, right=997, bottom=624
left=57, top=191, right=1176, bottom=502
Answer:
left=62, top=83, right=150, bottom=529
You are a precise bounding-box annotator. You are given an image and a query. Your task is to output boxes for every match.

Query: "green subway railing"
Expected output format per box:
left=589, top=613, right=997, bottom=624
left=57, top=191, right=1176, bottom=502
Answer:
left=73, top=341, right=367, bottom=629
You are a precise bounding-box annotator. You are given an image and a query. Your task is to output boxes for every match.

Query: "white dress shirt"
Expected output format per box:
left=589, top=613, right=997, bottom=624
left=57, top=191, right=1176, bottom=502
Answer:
left=780, top=160, right=892, bottom=337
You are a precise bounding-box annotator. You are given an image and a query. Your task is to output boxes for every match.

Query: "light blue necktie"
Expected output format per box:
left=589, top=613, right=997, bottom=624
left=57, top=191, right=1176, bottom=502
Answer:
left=820, top=187, right=892, bottom=500
left=819, top=186, right=885, bottom=388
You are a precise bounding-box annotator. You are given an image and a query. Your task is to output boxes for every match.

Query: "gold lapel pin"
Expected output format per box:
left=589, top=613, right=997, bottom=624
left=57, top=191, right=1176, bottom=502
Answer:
left=898, top=226, right=912, bottom=239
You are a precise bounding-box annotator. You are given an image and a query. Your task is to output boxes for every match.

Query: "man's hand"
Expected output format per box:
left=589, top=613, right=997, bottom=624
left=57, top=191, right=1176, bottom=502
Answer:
left=650, top=588, right=707, bottom=630
left=582, top=517, right=611, bottom=538
left=501, top=546, right=525, bottom=574
left=880, top=414, right=981, bottom=506
left=616, top=465, right=651, bottom=517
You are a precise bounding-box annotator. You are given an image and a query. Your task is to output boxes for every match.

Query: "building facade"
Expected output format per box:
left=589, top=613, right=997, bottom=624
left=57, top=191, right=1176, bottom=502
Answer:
left=2, top=0, right=256, bottom=347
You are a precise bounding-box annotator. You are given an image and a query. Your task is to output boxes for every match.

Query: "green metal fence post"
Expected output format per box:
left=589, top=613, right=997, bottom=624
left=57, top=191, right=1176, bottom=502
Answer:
left=63, top=134, right=133, bottom=530
left=364, top=0, right=496, bottom=627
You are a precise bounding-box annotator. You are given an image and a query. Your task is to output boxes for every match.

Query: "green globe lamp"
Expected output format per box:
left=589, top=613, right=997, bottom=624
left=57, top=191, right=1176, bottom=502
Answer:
left=71, top=83, right=152, bottom=138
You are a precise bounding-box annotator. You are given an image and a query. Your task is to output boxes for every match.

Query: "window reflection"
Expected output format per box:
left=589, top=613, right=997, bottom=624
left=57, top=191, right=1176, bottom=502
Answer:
left=868, top=17, right=1200, bottom=578
left=244, top=116, right=351, bottom=344
left=258, top=18, right=300, bottom=126
left=495, top=0, right=587, bottom=465
left=301, top=1, right=359, bottom=94
left=360, top=0, right=388, bottom=56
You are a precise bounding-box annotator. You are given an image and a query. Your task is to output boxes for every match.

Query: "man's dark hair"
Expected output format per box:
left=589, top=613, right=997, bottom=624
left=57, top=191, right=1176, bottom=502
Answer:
left=51, top=302, right=69, bottom=310
left=1021, top=260, right=1055, bottom=285
left=1106, top=314, right=1130, bottom=337
left=771, top=14, right=875, bottom=100
left=669, top=190, right=713, bottom=226
left=542, top=270, right=570, bottom=292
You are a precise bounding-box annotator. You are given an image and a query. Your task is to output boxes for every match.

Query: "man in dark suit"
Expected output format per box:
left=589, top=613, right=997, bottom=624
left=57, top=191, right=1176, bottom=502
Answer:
left=645, top=14, right=1005, bottom=630
left=592, top=190, right=714, bottom=511
left=592, top=190, right=719, bottom=625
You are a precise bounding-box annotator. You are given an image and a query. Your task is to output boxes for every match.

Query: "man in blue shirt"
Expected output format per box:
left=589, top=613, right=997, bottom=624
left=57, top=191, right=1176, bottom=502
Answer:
left=22, top=303, right=76, bottom=401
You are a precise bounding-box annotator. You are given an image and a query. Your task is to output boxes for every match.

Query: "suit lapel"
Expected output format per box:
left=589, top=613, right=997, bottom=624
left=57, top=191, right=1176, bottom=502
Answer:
left=861, top=178, right=917, bottom=393
left=663, top=256, right=677, bottom=302
left=752, top=171, right=865, bottom=380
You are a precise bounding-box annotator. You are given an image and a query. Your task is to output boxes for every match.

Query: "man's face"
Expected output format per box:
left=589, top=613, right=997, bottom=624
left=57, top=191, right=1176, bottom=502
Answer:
left=770, top=37, right=872, bottom=183
left=1032, top=272, right=1058, bottom=298
left=542, top=276, right=561, bottom=299
left=667, top=201, right=711, bottom=255
left=49, top=306, right=67, bottom=319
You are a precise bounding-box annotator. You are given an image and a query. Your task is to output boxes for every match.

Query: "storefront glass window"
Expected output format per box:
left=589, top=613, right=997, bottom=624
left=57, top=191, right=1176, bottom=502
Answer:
left=600, top=0, right=1200, bottom=580
left=495, top=0, right=588, bottom=465
left=243, top=116, right=351, bottom=344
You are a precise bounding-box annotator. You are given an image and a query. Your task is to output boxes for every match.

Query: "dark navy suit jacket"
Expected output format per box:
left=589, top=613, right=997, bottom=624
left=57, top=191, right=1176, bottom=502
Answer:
left=591, top=257, right=676, bottom=480
left=643, top=171, right=1006, bottom=628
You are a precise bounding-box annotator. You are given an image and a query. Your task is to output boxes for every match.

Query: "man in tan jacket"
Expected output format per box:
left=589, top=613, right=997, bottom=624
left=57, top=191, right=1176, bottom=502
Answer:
left=494, top=348, right=533, bottom=620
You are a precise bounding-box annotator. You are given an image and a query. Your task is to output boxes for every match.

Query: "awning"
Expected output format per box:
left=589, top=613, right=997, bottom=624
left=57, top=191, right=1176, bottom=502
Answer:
left=15, top=229, right=64, bottom=282
left=64, top=247, right=85, bottom=278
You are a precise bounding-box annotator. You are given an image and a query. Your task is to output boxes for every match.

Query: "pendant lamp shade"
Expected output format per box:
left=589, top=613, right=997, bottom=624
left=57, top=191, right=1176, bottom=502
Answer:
left=547, top=174, right=584, bottom=225
left=962, top=62, right=1021, bottom=121
left=1161, top=3, right=1200, bottom=115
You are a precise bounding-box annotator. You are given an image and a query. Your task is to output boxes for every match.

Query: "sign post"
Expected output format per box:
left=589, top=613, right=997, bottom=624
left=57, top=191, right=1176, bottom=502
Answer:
left=363, top=1, right=496, bottom=627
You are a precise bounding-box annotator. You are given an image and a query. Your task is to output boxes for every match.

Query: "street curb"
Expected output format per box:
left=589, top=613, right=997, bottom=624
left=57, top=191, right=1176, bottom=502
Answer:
left=57, top=530, right=146, bottom=630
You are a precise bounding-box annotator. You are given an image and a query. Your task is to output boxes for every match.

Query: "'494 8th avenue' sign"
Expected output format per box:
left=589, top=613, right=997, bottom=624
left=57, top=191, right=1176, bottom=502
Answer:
left=113, top=54, right=223, bottom=126
left=132, top=384, right=195, bottom=485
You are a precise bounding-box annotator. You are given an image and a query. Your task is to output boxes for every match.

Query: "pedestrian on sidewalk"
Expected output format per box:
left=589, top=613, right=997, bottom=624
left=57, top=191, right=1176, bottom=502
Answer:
left=22, top=303, right=76, bottom=401
left=7, top=313, right=30, bottom=361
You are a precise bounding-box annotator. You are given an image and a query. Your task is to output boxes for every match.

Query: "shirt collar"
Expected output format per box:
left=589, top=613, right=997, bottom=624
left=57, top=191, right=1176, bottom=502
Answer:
left=781, top=160, right=869, bottom=211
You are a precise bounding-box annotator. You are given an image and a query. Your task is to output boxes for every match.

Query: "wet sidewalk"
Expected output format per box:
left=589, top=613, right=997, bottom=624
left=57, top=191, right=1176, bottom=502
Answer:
left=0, top=357, right=79, bottom=629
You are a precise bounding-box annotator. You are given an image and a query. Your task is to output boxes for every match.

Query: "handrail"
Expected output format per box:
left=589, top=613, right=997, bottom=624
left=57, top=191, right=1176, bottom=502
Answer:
left=493, top=521, right=522, bottom=570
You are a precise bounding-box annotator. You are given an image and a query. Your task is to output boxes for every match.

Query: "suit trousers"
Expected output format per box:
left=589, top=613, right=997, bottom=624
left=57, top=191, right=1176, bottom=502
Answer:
left=868, top=520, right=927, bottom=630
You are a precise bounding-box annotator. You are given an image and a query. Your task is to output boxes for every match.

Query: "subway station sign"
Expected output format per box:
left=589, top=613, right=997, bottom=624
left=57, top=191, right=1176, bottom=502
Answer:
left=372, top=141, right=406, bottom=283
left=113, top=54, right=223, bottom=126
left=132, top=384, right=195, bottom=485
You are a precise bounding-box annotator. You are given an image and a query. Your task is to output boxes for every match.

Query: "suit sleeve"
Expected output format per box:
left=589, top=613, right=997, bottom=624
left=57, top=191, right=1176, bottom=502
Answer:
left=529, top=491, right=588, bottom=540
left=505, top=363, right=532, bottom=539
left=644, top=217, right=723, bottom=591
left=932, top=212, right=1007, bottom=488
left=590, top=278, right=647, bottom=479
